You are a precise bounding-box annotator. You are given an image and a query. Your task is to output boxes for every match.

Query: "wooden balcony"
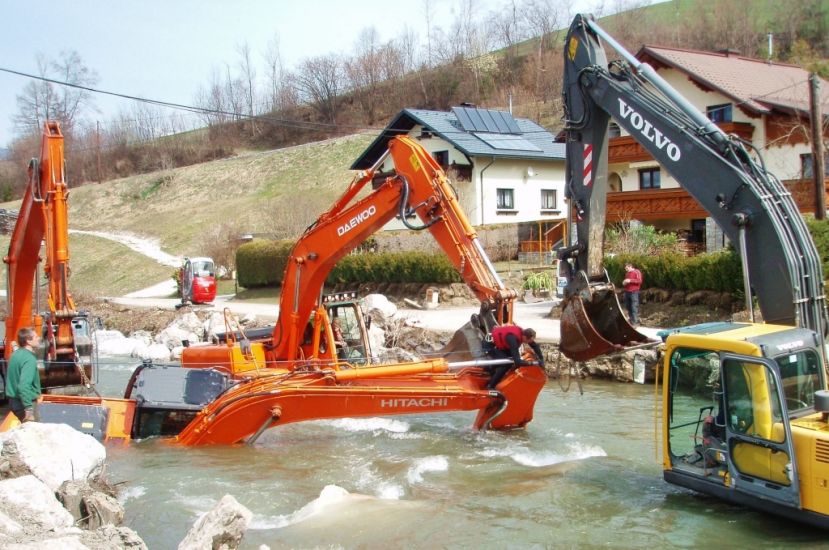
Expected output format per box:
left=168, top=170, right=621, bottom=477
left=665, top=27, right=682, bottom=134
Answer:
left=607, top=188, right=706, bottom=221
left=608, top=121, right=755, bottom=164
left=606, top=177, right=829, bottom=223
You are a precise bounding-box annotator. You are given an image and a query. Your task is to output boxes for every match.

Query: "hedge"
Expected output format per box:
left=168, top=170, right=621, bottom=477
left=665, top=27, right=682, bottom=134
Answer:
left=605, top=251, right=743, bottom=293
left=236, top=239, right=294, bottom=288
left=328, top=252, right=461, bottom=284
left=236, top=241, right=461, bottom=288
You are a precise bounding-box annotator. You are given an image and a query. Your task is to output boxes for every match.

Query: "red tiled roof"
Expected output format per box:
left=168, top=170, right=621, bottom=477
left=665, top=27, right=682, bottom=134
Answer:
left=636, top=45, right=829, bottom=116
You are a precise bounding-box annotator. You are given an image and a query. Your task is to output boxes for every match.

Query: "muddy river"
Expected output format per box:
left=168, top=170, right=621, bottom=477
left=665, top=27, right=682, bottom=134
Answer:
left=96, top=360, right=826, bottom=549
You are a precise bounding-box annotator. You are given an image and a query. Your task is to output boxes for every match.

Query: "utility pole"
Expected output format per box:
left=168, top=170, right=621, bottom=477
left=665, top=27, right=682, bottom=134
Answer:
left=95, top=120, right=102, bottom=184
left=810, top=73, right=826, bottom=219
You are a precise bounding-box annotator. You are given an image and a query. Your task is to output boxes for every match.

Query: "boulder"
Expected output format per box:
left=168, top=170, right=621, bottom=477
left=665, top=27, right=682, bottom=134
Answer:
left=56, top=481, right=123, bottom=529
left=98, top=336, right=144, bottom=357
left=156, top=313, right=203, bottom=349
left=132, top=343, right=171, bottom=362
left=0, top=423, right=105, bottom=492
left=204, top=312, right=230, bottom=342
left=4, top=535, right=88, bottom=549
left=367, top=325, right=386, bottom=356
left=363, top=294, right=397, bottom=323
left=81, top=525, right=147, bottom=549
left=0, top=475, right=74, bottom=532
left=178, top=494, right=252, bottom=550
left=57, top=480, right=95, bottom=523
left=128, top=330, right=154, bottom=347
left=84, top=492, right=125, bottom=530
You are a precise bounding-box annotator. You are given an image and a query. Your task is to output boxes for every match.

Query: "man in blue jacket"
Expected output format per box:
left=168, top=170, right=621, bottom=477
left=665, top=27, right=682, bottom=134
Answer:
left=6, top=327, right=41, bottom=422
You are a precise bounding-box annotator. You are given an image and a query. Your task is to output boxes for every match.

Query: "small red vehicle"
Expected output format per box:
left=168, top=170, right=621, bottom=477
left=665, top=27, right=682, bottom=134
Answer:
left=180, top=257, right=217, bottom=305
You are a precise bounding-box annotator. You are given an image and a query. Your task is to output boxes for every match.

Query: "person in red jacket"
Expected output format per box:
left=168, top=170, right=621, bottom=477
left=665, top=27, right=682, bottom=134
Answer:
left=484, top=325, right=544, bottom=390
left=622, top=262, right=643, bottom=326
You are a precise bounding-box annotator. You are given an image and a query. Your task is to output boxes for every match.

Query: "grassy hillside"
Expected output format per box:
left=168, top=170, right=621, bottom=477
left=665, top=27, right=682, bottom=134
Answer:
left=1, top=133, right=375, bottom=296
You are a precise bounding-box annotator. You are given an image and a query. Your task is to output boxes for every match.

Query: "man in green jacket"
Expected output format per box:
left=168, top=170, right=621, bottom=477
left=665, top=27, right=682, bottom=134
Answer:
left=6, top=327, right=41, bottom=422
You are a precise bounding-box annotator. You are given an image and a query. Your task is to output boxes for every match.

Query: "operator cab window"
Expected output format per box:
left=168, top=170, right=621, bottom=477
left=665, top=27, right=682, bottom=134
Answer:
left=775, top=349, right=820, bottom=413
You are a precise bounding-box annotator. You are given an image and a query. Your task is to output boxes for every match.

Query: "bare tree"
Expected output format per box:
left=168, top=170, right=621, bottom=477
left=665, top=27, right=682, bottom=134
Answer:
left=421, top=0, right=436, bottom=67
left=295, top=54, right=343, bottom=124
left=263, top=32, right=297, bottom=112
left=346, top=27, right=385, bottom=124
left=13, top=50, right=99, bottom=137
left=237, top=41, right=258, bottom=134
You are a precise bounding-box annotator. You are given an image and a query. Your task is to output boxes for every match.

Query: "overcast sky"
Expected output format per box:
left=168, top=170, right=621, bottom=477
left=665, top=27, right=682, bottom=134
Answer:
left=0, top=0, right=633, bottom=146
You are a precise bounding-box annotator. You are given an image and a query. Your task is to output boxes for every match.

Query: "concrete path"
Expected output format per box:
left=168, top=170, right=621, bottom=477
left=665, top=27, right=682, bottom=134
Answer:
left=109, top=294, right=662, bottom=345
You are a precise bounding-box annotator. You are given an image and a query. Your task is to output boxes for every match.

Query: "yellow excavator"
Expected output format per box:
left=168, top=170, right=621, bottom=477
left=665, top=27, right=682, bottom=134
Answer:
left=560, top=14, right=829, bottom=528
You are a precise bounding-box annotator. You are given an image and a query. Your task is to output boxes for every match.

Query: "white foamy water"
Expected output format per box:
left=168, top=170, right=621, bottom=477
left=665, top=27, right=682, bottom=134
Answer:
left=376, top=483, right=405, bottom=500
left=509, top=444, right=607, bottom=467
left=319, top=417, right=410, bottom=433
left=406, top=455, right=449, bottom=484
left=118, top=485, right=146, bottom=503
left=249, top=485, right=362, bottom=530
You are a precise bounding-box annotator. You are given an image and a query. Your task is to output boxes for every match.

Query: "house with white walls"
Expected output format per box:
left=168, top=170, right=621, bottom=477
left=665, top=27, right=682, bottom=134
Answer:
left=606, top=45, right=829, bottom=252
left=352, top=106, right=567, bottom=254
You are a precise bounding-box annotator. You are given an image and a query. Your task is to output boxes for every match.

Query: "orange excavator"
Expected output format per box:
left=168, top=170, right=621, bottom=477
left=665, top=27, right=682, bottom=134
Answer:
left=7, top=136, right=546, bottom=444
left=1, top=122, right=96, bottom=400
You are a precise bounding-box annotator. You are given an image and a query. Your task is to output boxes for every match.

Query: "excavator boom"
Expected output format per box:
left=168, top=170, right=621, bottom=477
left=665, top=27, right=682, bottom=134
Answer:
left=3, top=122, right=94, bottom=392
left=269, top=135, right=515, bottom=364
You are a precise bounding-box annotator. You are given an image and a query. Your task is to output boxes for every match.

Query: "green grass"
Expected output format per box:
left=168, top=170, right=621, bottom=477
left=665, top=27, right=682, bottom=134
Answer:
left=0, top=134, right=377, bottom=296
left=230, top=286, right=280, bottom=303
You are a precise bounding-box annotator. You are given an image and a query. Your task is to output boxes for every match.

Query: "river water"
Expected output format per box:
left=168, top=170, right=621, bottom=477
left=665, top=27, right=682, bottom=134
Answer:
left=95, top=360, right=827, bottom=549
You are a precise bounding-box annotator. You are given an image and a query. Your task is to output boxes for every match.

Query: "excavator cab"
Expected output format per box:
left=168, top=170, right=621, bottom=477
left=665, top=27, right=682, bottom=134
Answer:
left=662, top=323, right=829, bottom=527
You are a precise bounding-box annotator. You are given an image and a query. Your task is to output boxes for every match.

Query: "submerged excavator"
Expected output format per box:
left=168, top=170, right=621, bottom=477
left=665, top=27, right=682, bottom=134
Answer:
left=3, top=135, right=546, bottom=444
left=561, top=14, right=829, bottom=528
left=0, top=122, right=96, bottom=402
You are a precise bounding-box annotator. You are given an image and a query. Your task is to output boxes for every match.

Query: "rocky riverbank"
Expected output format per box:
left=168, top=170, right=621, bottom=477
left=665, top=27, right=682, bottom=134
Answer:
left=0, top=422, right=262, bottom=549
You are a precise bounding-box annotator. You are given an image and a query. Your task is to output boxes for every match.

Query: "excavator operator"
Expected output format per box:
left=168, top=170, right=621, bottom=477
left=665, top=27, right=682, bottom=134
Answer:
left=484, top=326, right=544, bottom=389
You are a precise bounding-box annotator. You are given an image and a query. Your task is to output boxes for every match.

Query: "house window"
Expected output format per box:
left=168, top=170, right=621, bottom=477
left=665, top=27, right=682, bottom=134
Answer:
left=540, top=189, right=557, bottom=210
left=608, top=122, right=621, bottom=138
left=707, top=103, right=733, bottom=123
left=801, top=153, right=829, bottom=178
left=496, top=188, right=514, bottom=210
left=639, top=168, right=661, bottom=189
left=432, top=150, right=449, bottom=168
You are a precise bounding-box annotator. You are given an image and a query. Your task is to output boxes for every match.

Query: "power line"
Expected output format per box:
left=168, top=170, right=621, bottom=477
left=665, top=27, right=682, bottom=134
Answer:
left=0, top=66, right=389, bottom=135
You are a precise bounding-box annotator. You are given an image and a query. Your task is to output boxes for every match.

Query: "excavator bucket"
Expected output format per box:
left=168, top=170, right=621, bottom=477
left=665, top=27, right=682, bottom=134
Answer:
left=436, top=306, right=497, bottom=362
left=559, top=287, right=651, bottom=361
left=437, top=319, right=487, bottom=361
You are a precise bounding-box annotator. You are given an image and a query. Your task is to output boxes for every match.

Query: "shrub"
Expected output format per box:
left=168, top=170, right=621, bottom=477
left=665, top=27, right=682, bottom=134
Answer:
left=328, top=252, right=461, bottom=284
left=605, top=222, right=679, bottom=256
left=523, top=271, right=554, bottom=291
left=604, top=250, right=743, bottom=293
left=236, top=239, right=294, bottom=288
left=805, top=216, right=829, bottom=279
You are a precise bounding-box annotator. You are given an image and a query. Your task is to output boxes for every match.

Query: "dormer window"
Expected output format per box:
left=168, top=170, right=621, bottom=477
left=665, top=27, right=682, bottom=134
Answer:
left=706, top=103, right=733, bottom=123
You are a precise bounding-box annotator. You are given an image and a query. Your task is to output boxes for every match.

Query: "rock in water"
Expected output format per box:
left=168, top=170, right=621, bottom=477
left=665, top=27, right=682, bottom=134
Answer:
left=178, top=494, right=252, bottom=550
left=0, top=423, right=106, bottom=491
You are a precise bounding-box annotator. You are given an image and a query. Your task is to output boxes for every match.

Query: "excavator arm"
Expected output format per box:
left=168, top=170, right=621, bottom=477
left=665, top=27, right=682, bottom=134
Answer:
left=3, top=122, right=94, bottom=391
left=270, top=135, right=515, bottom=363
left=558, top=14, right=827, bottom=360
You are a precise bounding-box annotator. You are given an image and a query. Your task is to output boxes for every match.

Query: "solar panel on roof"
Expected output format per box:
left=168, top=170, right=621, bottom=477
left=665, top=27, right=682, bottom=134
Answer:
left=451, top=106, right=522, bottom=134
left=474, top=132, right=542, bottom=152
